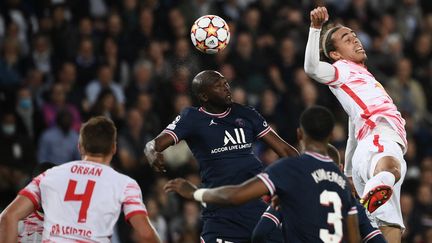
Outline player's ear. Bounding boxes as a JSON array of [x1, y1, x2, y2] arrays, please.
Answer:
[[112, 142, 117, 155], [296, 127, 303, 141], [329, 50, 341, 61], [198, 93, 208, 102]]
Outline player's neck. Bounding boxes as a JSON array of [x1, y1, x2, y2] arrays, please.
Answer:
[[82, 155, 111, 166], [202, 104, 229, 114], [303, 140, 328, 157]]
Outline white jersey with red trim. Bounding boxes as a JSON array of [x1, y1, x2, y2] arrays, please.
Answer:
[[18, 211, 44, 243], [19, 160, 147, 243], [329, 60, 407, 148]]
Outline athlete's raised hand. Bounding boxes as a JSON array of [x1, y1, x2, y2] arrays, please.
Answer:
[[164, 178, 197, 200], [144, 140, 166, 172], [310, 6, 329, 29]]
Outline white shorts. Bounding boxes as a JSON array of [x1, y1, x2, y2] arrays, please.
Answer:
[[351, 134, 407, 229]]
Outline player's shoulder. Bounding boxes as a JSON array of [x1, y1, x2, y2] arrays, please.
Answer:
[[267, 156, 299, 171], [332, 59, 350, 67], [233, 103, 264, 117]]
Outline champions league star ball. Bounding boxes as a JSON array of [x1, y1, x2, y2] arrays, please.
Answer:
[[190, 15, 230, 54]]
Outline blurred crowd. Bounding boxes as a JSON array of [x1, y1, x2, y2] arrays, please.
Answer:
[[0, 0, 431, 242]]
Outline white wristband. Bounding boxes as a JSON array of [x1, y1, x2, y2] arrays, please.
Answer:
[[193, 189, 208, 202]]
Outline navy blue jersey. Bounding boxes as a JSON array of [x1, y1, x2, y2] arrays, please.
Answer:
[[251, 200, 386, 243], [356, 201, 386, 242], [252, 206, 284, 243], [164, 103, 272, 238], [258, 152, 357, 243]]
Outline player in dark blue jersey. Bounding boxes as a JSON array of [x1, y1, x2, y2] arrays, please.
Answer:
[[250, 148, 386, 243], [165, 106, 361, 243], [145, 70, 299, 242], [252, 206, 283, 243]]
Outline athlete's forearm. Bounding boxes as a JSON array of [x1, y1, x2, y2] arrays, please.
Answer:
[[0, 214, 18, 243], [200, 186, 246, 206], [304, 28, 336, 83]]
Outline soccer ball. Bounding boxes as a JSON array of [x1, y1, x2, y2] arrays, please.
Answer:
[[190, 15, 230, 54]]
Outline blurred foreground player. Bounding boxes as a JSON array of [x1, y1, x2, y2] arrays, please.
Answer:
[[0, 116, 160, 243], [145, 70, 298, 242], [165, 106, 361, 243], [304, 6, 407, 242]]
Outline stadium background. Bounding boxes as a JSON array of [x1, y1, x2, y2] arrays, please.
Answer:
[[0, 0, 431, 242]]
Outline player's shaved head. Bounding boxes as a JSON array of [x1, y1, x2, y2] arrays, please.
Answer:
[[300, 106, 335, 141], [191, 70, 225, 97]]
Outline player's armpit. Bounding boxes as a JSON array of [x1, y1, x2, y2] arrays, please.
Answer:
[[0, 195, 36, 243], [129, 213, 161, 243], [261, 130, 299, 157], [346, 214, 361, 243]]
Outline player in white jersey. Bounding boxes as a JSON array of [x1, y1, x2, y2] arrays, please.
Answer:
[[0, 116, 161, 243], [304, 6, 407, 243], [17, 162, 55, 243]]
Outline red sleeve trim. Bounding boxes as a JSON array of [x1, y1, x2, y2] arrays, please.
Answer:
[[324, 66, 339, 85], [19, 189, 40, 210], [125, 210, 148, 222]]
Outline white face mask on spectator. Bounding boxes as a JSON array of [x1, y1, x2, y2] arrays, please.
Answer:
[[2, 124, 16, 135]]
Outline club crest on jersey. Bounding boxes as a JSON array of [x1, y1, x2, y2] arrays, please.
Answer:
[[235, 118, 245, 127]]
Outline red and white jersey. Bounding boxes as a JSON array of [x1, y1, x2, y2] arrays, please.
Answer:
[[18, 211, 44, 243], [327, 60, 407, 148], [19, 160, 147, 243]]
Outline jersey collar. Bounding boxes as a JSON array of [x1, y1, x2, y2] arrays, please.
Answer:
[[304, 151, 333, 162], [199, 107, 231, 118]]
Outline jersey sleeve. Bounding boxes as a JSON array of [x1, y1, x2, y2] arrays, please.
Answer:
[[329, 60, 351, 86], [122, 179, 148, 221], [18, 173, 46, 210], [252, 206, 282, 243], [161, 108, 192, 144], [247, 107, 272, 139], [257, 158, 289, 196], [18, 172, 46, 210]]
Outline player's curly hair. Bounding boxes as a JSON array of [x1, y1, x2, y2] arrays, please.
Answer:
[[320, 23, 342, 63], [300, 106, 335, 141]]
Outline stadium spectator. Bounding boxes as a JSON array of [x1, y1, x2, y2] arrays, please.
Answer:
[[37, 109, 80, 164]]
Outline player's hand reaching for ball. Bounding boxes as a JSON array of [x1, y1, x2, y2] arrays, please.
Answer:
[[310, 6, 329, 29], [164, 178, 197, 200]]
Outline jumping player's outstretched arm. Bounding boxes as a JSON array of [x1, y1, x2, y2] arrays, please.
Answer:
[[164, 177, 269, 206], [261, 130, 299, 157], [304, 7, 337, 83], [0, 195, 35, 243]]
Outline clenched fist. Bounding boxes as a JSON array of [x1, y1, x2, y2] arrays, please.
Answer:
[[310, 6, 329, 29]]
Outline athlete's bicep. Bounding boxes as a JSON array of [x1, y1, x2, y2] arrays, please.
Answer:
[[261, 130, 299, 157], [0, 195, 35, 222]]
